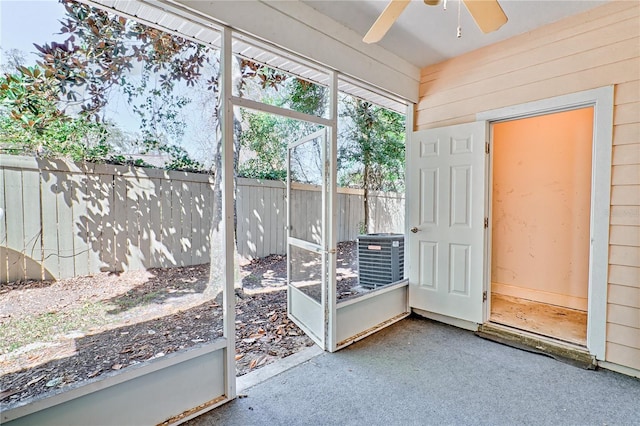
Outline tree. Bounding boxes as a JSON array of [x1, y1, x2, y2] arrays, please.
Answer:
[[237, 77, 327, 181], [339, 97, 405, 233], [0, 65, 112, 160], [0, 0, 299, 298], [238, 111, 289, 180]]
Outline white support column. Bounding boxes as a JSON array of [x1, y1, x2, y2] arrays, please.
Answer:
[[326, 71, 339, 351], [404, 102, 414, 280], [221, 27, 236, 400]]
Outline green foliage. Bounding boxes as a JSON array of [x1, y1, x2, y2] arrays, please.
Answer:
[[35, 0, 212, 117], [0, 0, 212, 171], [237, 77, 329, 181], [0, 65, 64, 131], [0, 99, 112, 162], [339, 98, 405, 192], [158, 144, 205, 172], [238, 110, 289, 180], [285, 78, 327, 116]]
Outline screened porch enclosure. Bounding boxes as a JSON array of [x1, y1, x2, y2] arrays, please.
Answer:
[[0, 1, 415, 424]]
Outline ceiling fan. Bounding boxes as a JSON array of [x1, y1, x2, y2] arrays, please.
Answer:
[[363, 0, 508, 44]]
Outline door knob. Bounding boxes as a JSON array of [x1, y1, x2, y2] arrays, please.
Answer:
[[410, 227, 419, 233]]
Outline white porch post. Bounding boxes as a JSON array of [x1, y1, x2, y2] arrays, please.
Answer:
[[221, 26, 236, 400], [326, 71, 338, 351]]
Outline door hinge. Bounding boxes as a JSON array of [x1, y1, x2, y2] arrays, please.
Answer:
[[483, 291, 488, 302], [484, 217, 489, 228], [485, 142, 490, 154]]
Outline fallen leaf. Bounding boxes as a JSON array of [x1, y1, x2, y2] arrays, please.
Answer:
[[0, 389, 18, 400], [46, 377, 63, 387], [111, 364, 123, 370], [235, 354, 245, 361], [26, 375, 46, 386], [87, 370, 102, 378]]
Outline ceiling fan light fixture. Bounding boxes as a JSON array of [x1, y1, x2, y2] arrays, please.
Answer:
[[462, 0, 508, 33], [362, 0, 508, 44], [363, 0, 411, 44]]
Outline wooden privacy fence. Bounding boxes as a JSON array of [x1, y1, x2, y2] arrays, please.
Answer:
[[0, 155, 213, 283], [236, 179, 405, 256], [0, 155, 404, 283]]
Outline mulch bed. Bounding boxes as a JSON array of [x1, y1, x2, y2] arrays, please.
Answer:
[[0, 242, 363, 410]]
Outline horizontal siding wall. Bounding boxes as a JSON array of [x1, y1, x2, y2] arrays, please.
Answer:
[[416, 2, 639, 371]]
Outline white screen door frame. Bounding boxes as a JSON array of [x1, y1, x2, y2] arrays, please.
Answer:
[[286, 128, 330, 348]]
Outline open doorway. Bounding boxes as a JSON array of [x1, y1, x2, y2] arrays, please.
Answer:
[[489, 107, 594, 346]]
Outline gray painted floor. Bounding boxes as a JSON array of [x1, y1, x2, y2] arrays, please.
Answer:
[[187, 316, 640, 426]]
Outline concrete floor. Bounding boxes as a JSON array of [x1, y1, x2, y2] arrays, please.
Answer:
[[187, 315, 640, 426]]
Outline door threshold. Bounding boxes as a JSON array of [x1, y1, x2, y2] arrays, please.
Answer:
[[477, 322, 596, 369]]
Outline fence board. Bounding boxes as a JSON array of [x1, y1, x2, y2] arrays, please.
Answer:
[[277, 185, 286, 255], [201, 181, 212, 263], [151, 177, 161, 267], [138, 175, 156, 268], [256, 185, 265, 254], [236, 181, 247, 258], [55, 171, 76, 279], [99, 173, 115, 272], [172, 179, 184, 267], [113, 175, 128, 272], [71, 171, 90, 276], [22, 169, 43, 280], [160, 176, 176, 267], [190, 181, 202, 264], [5, 169, 25, 282], [265, 186, 274, 256], [40, 171, 60, 279], [250, 183, 262, 257], [179, 180, 192, 266], [84, 173, 103, 275]]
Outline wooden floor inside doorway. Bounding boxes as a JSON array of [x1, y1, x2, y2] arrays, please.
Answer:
[[490, 294, 587, 346]]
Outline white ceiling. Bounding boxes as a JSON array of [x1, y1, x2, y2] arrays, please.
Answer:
[[302, 0, 607, 69]]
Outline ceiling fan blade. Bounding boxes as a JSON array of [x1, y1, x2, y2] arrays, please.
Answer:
[[463, 0, 508, 34], [363, 0, 410, 44]]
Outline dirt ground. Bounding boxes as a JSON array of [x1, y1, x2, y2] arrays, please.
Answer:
[[0, 242, 362, 409]]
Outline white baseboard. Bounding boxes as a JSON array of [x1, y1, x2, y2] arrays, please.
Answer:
[[492, 282, 588, 311], [598, 361, 640, 379]]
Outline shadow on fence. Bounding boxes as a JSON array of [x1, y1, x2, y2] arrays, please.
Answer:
[[1, 156, 213, 283], [1, 155, 404, 283]]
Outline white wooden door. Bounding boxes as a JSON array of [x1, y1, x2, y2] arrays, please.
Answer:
[[407, 122, 487, 324]]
